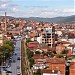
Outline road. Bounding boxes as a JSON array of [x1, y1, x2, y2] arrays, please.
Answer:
[[1, 37, 22, 75], [10, 39, 22, 75]]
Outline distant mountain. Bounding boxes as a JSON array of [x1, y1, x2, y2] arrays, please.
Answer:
[[24, 17, 65, 23], [0, 16, 15, 19], [0, 15, 75, 24], [23, 15, 75, 24], [57, 15, 75, 24]]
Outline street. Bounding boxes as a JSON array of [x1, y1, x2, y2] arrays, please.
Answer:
[[10, 39, 22, 75], [1, 37, 33, 75], [1, 37, 22, 75]]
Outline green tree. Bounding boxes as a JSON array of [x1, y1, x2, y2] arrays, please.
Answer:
[[2, 40, 14, 58], [0, 52, 3, 59], [25, 38, 32, 45], [0, 52, 3, 65], [29, 58, 34, 68], [35, 51, 41, 54], [53, 50, 56, 54], [26, 48, 34, 59], [57, 54, 63, 58], [34, 69, 41, 75], [61, 50, 68, 54], [15, 24, 19, 27]]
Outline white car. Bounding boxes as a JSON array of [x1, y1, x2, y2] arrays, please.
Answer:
[[17, 72, 21, 75]]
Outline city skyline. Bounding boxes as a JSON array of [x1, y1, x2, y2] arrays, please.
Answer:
[[0, 0, 75, 18]]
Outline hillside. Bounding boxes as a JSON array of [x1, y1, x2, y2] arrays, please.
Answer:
[[0, 15, 75, 24], [23, 15, 75, 24], [57, 15, 75, 24]]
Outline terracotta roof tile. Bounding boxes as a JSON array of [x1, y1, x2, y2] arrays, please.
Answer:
[[33, 54, 44, 59], [27, 42, 38, 48], [46, 58, 66, 64], [41, 69, 58, 74], [70, 62, 75, 69]]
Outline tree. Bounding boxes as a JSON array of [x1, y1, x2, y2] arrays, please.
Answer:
[[0, 40, 14, 65], [26, 48, 34, 58], [57, 54, 63, 58], [2, 40, 14, 58], [53, 50, 56, 54], [35, 51, 41, 54], [34, 69, 41, 75], [0, 52, 3, 65], [29, 58, 34, 68], [15, 24, 19, 27], [61, 50, 68, 54], [25, 38, 32, 45]]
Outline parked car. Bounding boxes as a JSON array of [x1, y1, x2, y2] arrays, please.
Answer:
[[17, 66, 20, 69], [3, 67, 7, 71], [17, 57, 20, 60], [6, 71, 12, 73], [13, 60, 16, 63], [7, 63, 11, 68], [17, 72, 21, 75]]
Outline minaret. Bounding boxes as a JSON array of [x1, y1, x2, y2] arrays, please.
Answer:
[[5, 12, 7, 32]]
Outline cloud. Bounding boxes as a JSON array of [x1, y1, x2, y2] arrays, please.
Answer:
[[0, 6, 74, 18], [12, 6, 20, 12], [0, 0, 74, 18], [0, 4, 7, 8], [21, 7, 74, 18], [0, 0, 12, 11], [0, 0, 12, 2], [63, 8, 74, 13], [0, 0, 19, 13], [4, 7, 75, 18]]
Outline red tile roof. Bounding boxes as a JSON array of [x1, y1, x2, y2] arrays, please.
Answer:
[[33, 54, 44, 59], [61, 41, 71, 44], [46, 58, 66, 64], [27, 42, 38, 48], [41, 69, 58, 74], [70, 62, 75, 69], [29, 32, 37, 38]]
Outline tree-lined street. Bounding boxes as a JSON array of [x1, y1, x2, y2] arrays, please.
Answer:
[[1, 37, 22, 75]]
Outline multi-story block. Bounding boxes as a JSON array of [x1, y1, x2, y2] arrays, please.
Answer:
[[41, 26, 55, 47], [46, 58, 66, 75], [70, 62, 75, 75]]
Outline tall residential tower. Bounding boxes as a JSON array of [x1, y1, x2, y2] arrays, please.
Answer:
[[42, 25, 55, 47]]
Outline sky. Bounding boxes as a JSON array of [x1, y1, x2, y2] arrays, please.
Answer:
[[0, 0, 75, 18]]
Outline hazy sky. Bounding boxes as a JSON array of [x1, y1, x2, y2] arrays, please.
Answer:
[[0, 0, 75, 18]]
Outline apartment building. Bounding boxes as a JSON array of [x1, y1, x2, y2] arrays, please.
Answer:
[[41, 26, 55, 47], [46, 58, 66, 75]]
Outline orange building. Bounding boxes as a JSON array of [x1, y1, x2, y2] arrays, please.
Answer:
[[46, 58, 66, 75], [56, 43, 65, 54], [70, 62, 75, 75]]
